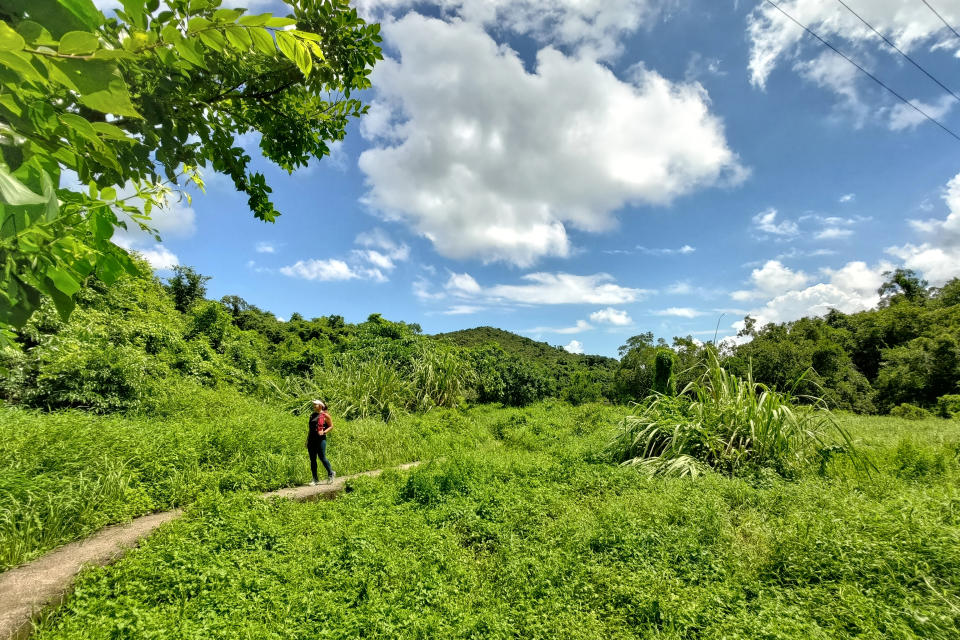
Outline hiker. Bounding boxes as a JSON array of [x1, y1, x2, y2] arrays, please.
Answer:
[[307, 399, 336, 485]]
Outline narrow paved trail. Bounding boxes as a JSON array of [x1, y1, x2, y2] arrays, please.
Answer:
[[0, 461, 422, 640]]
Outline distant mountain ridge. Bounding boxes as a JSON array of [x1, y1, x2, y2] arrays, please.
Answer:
[[432, 326, 617, 367]]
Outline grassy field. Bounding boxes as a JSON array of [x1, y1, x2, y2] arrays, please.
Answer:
[[0, 386, 504, 570], [22, 403, 960, 639]]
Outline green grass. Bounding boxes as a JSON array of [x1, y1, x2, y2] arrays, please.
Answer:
[[28, 405, 960, 640], [0, 385, 501, 570]]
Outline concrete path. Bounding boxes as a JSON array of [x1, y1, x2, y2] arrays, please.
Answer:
[[0, 461, 422, 640]]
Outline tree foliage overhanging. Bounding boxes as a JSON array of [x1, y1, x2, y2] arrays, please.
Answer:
[[0, 0, 381, 341]]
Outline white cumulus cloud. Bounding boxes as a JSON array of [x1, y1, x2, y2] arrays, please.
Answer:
[[359, 13, 746, 266], [887, 171, 960, 285], [527, 319, 594, 335], [731, 260, 812, 301], [563, 339, 585, 354], [590, 307, 633, 325], [280, 259, 360, 282], [133, 245, 179, 271], [654, 307, 706, 318], [437, 271, 651, 307], [752, 207, 798, 237]]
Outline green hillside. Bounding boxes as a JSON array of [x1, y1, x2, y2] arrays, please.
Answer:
[[433, 326, 617, 369]]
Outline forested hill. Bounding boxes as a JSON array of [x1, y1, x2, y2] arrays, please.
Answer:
[[433, 326, 617, 368]]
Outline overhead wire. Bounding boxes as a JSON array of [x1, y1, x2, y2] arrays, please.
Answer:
[[920, 0, 960, 42], [762, 0, 960, 144], [834, 0, 960, 105]]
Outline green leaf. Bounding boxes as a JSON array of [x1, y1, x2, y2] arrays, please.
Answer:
[[59, 112, 100, 144], [52, 59, 141, 117], [47, 266, 81, 296], [46, 280, 76, 321], [58, 30, 99, 55], [213, 8, 244, 23], [160, 24, 182, 45], [120, 0, 145, 29], [249, 27, 275, 55], [100, 186, 117, 201], [16, 21, 57, 47], [238, 14, 270, 27], [187, 17, 212, 33], [198, 29, 226, 52], [0, 22, 26, 51], [57, 0, 102, 30], [275, 30, 296, 63], [265, 17, 296, 28], [96, 253, 123, 284], [174, 37, 204, 68], [290, 29, 321, 42], [224, 26, 251, 51], [91, 121, 131, 140], [0, 163, 47, 205], [0, 50, 45, 83], [89, 207, 115, 242], [294, 41, 312, 77]]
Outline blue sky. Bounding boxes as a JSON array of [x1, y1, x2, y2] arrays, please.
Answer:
[[108, 0, 960, 358]]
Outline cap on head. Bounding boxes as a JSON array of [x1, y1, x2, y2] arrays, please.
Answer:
[[312, 399, 326, 410]]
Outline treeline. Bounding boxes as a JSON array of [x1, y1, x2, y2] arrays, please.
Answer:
[[725, 270, 960, 417], [613, 270, 960, 417], [2, 261, 957, 418], [0, 259, 616, 416]]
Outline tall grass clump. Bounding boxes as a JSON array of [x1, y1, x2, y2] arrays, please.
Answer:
[[275, 343, 473, 421], [607, 351, 860, 477]]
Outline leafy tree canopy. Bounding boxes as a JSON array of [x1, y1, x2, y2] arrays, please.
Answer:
[[0, 0, 382, 342]]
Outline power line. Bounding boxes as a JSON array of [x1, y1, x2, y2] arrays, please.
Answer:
[[920, 0, 960, 42], [762, 0, 960, 144], [835, 0, 960, 105]]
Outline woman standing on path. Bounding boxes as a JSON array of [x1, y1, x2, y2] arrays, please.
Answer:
[[307, 399, 336, 485]]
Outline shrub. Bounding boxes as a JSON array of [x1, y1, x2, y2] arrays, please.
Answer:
[[889, 403, 932, 420], [935, 394, 960, 419], [606, 351, 860, 477]]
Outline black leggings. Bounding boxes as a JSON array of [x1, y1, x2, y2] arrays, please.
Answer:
[[308, 439, 333, 482]]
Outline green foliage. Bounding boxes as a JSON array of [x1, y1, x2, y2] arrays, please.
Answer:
[[0, 0, 382, 338], [936, 394, 960, 419], [889, 403, 933, 421], [437, 326, 617, 404], [165, 265, 210, 313], [728, 280, 960, 414], [652, 348, 676, 396], [607, 352, 860, 477]]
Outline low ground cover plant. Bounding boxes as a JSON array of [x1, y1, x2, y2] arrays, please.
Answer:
[[0, 386, 500, 570], [32, 406, 960, 640]]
